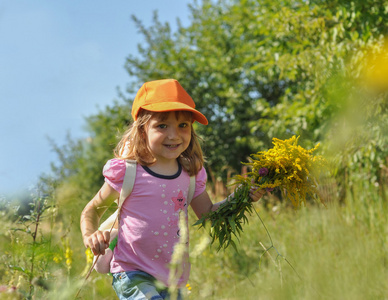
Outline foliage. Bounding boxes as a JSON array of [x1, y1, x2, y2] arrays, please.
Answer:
[[123, 0, 387, 189], [1, 187, 58, 299], [321, 39, 388, 202], [194, 184, 253, 251]]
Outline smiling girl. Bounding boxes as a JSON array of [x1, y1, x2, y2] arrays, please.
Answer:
[[80, 79, 264, 300]]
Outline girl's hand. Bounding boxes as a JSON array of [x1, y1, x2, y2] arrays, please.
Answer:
[[249, 186, 266, 202], [83, 230, 110, 255], [249, 178, 268, 202], [80, 182, 119, 255]]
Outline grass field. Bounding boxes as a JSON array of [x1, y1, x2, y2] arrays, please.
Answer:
[[1, 179, 387, 299], [187, 193, 388, 300]]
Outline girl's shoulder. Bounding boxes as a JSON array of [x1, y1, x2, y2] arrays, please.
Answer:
[[103, 159, 127, 182], [103, 159, 140, 192], [195, 166, 207, 181], [192, 166, 207, 199]]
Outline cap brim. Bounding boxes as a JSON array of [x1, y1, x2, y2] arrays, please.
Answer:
[[141, 102, 208, 125]]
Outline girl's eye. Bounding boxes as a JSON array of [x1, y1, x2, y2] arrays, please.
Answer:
[[157, 124, 167, 129], [179, 123, 189, 128]]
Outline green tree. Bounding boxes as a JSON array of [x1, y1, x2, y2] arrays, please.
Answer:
[[44, 0, 387, 199], [125, 0, 386, 180]]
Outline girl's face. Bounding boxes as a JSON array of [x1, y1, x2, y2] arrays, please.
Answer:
[[145, 111, 192, 165]]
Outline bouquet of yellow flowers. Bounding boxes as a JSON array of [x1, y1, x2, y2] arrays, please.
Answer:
[[194, 136, 325, 251]]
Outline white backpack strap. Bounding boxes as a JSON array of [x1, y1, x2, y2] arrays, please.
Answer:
[[187, 175, 196, 205], [117, 160, 137, 208], [99, 160, 136, 231]]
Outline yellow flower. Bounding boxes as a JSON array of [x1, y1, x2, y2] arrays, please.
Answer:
[[65, 247, 73, 268], [53, 255, 62, 264], [85, 248, 94, 265], [241, 135, 325, 207], [62, 238, 73, 269]]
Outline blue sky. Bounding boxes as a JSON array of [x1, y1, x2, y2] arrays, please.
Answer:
[[0, 0, 191, 196]]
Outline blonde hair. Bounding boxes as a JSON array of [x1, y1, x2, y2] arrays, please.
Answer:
[[114, 109, 205, 176]]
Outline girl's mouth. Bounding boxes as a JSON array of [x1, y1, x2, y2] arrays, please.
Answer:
[[164, 144, 180, 149]]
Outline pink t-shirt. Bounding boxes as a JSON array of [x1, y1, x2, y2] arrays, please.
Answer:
[[103, 159, 207, 287]]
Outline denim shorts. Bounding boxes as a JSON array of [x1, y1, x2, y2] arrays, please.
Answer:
[[112, 270, 182, 300]]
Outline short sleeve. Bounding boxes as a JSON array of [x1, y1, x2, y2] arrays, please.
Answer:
[[193, 167, 207, 199], [103, 159, 126, 193]]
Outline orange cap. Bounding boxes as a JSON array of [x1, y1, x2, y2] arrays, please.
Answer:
[[131, 79, 208, 125]]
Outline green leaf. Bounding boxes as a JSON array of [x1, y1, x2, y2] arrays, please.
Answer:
[[9, 265, 30, 276], [229, 239, 238, 252], [228, 217, 236, 233]]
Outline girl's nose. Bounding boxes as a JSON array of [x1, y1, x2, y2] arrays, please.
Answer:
[[167, 127, 179, 139]]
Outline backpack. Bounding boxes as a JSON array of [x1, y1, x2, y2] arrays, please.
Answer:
[[93, 160, 196, 274]]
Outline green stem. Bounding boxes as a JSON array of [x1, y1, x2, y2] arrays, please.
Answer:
[[29, 198, 42, 298], [253, 206, 302, 281], [253, 206, 273, 246]]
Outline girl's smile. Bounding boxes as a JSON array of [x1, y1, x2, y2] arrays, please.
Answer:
[[146, 111, 192, 167]]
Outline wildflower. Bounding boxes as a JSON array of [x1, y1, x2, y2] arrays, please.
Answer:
[[259, 167, 269, 176], [246, 135, 325, 207], [65, 246, 73, 268], [85, 248, 94, 265], [81, 248, 95, 277], [53, 255, 62, 263]]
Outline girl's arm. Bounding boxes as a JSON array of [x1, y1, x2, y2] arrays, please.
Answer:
[[80, 182, 119, 255], [190, 186, 265, 219]]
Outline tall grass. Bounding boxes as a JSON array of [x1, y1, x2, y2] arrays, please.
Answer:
[[2, 182, 383, 292], [187, 193, 388, 299], [1, 176, 387, 299]]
